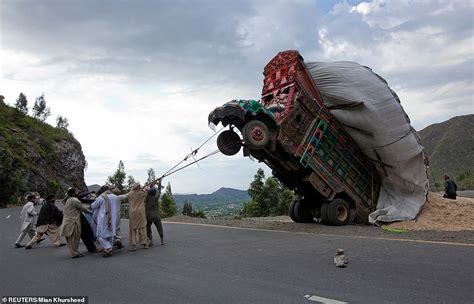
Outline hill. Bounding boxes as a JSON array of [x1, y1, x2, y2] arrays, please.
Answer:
[[419, 114, 474, 190], [87, 184, 101, 192], [0, 100, 87, 206], [174, 187, 250, 207], [173, 187, 250, 216]]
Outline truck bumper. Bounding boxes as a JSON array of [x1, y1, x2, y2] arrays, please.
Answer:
[[208, 104, 246, 130]]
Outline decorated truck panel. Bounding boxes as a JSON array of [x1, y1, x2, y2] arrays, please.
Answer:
[[208, 50, 381, 225]]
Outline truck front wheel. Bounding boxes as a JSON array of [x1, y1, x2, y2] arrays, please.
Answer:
[[217, 130, 242, 156], [242, 120, 270, 150], [327, 198, 351, 226]]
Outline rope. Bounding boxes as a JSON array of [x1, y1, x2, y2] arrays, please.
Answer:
[[145, 126, 229, 187], [162, 149, 221, 177], [161, 126, 224, 177], [161, 138, 243, 178]]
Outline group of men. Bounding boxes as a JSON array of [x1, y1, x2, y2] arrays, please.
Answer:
[[15, 180, 165, 259]]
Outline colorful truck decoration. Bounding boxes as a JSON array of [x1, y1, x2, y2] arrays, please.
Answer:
[[208, 50, 381, 225]]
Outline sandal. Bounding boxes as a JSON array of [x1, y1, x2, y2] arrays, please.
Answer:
[[102, 249, 113, 257]]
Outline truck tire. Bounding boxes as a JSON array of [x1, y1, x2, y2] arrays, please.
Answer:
[[217, 130, 241, 156], [294, 200, 314, 223], [321, 202, 329, 224], [288, 199, 297, 222], [242, 120, 270, 150], [327, 198, 351, 226]]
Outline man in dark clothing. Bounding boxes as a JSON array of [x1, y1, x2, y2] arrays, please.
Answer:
[[443, 175, 457, 199], [26, 195, 65, 249], [78, 191, 100, 253], [145, 180, 164, 246]]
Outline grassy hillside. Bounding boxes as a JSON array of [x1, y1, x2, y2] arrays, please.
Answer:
[[419, 114, 474, 190], [0, 101, 86, 206]]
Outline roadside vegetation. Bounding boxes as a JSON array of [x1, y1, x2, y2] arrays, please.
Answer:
[[240, 168, 293, 217], [0, 93, 72, 207]]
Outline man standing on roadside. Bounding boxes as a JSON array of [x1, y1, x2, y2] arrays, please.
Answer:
[[15, 194, 39, 248], [145, 179, 165, 246], [26, 195, 65, 249], [61, 188, 91, 258], [443, 175, 458, 199]]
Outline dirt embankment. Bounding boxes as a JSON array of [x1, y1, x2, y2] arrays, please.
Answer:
[[387, 192, 474, 231], [164, 192, 474, 244]]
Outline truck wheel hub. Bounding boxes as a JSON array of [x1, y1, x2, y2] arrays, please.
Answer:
[[336, 206, 348, 221], [251, 128, 265, 141]]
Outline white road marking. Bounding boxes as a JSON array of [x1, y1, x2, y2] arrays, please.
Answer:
[[305, 294, 348, 304], [6, 215, 11, 219]]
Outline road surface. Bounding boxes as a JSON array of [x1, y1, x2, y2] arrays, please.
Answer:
[[0, 206, 472, 304]]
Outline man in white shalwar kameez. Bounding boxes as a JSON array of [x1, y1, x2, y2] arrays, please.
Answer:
[[91, 186, 119, 257], [15, 194, 39, 248]]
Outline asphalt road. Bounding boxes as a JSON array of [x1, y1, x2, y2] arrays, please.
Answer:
[[0, 206, 473, 304]]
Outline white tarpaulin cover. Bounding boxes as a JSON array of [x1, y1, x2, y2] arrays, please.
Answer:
[[306, 62, 429, 223]]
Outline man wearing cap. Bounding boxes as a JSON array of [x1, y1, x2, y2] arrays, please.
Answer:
[[128, 183, 149, 251], [25, 195, 65, 249], [61, 188, 91, 258], [15, 194, 39, 248]]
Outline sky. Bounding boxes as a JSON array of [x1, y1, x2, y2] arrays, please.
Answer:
[[1, 0, 473, 194]]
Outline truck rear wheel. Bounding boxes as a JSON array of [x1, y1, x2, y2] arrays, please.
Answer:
[[294, 200, 314, 223], [242, 120, 270, 149], [327, 198, 351, 226], [217, 130, 241, 156], [320, 202, 329, 224]]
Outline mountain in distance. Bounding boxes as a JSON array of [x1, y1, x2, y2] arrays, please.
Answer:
[[87, 184, 101, 192], [418, 114, 474, 190], [173, 187, 250, 209]]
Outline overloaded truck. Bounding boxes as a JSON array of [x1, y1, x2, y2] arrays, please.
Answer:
[[208, 50, 381, 225]]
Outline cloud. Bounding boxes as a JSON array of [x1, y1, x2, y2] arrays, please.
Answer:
[[1, 0, 472, 193], [313, 0, 473, 130]]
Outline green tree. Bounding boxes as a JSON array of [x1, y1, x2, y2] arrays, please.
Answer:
[[0, 95, 5, 104], [192, 210, 206, 218], [161, 182, 177, 218], [248, 168, 265, 198], [15, 93, 28, 115], [161, 193, 177, 218], [182, 200, 193, 216], [56, 115, 69, 129], [107, 160, 126, 191], [32, 93, 51, 122], [126, 175, 136, 191], [278, 186, 293, 215], [147, 168, 156, 184], [241, 168, 293, 217]]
